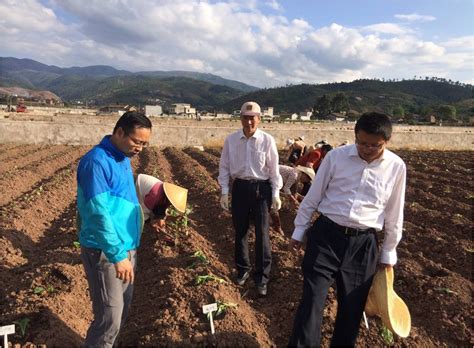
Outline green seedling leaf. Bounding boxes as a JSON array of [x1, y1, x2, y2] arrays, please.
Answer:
[[380, 324, 394, 345], [13, 318, 30, 338], [187, 250, 210, 269], [33, 286, 45, 295], [73, 241, 81, 249], [215, 300, 238, 317], [195, 274, 227, 286], [435, 287, 458, 295], [47, 285, 55, 293]]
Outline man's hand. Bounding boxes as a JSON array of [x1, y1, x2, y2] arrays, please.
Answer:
[[114, 258, 134, 284], [220, 194, 229, 211], [289, 238, 302, 253], [271, 196, 282, 211]]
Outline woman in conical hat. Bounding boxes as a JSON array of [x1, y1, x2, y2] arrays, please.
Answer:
[[135, 174, 188, 230]]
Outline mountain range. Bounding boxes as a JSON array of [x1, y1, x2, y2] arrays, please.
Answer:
[[0, 57, 472, 121]]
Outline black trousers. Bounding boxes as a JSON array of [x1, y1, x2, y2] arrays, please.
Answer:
[[288, 216, 378, 347], [231, 178, 272, 285]]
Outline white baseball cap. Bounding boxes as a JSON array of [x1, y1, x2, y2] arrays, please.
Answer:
[[240, 101, 261, 116]]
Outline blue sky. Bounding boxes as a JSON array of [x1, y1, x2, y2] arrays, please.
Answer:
[[1, 0, 473, 87]]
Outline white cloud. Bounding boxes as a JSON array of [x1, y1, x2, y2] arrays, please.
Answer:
[[1, 0, 472, 87], [362, 23, 412, 35], [394, 13, 436, 22], [265, 0, 282, 11]]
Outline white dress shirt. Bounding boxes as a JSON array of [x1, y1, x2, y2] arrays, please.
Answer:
[[279, 165, 298, 195], [292, 144, 406, 265], [218, 128, 283, 197]]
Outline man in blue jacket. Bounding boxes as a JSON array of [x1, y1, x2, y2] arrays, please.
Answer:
[[77, 111, 152, 347]]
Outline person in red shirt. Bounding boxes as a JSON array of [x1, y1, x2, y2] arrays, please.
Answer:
[[295, 144, 333, 171]]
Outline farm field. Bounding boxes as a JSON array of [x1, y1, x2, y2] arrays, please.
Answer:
[[0, 144, 472, 347]]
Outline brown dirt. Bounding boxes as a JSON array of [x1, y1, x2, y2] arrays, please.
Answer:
[[0, 146, 472, 347]]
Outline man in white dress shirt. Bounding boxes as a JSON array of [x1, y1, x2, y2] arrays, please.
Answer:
[[288, 112, 406, 347], [218, 101, 283, 296]]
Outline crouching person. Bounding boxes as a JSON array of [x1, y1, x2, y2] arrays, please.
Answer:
[[135, 173, 188, 232]]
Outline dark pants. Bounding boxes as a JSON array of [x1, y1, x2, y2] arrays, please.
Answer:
[[81, 247, 137, 348], [288, 216, 378, 347], [231, 178, 272, 285]]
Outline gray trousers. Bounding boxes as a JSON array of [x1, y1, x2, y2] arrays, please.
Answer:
[[81, 247, 137, 348]]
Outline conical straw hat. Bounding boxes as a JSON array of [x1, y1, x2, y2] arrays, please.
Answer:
[[365, 267, 411, 337], [163, 182, 188, 214], [295, 165, 315, 181]]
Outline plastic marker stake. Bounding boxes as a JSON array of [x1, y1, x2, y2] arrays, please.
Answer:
[[0, 324, 15, 348], [363, 311, 369, 329], [202, 303, 218, 335]]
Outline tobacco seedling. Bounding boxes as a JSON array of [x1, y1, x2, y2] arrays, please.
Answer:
[[187, 250, 210, 269], [33, 285, 55, 295], [435, 287, 458, 295], [166, 206, 193, 238], [73, 241, 81, 249], [13, 318, 30, 338], [195, 274, 227, 286], [380, 324, 394, 345], [33, 286, 45, 295], [210, 300, 238, 319]]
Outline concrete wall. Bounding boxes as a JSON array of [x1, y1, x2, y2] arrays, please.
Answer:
[[0, 118, 472, 150]]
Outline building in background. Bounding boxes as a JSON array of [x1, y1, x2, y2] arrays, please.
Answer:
[[145, 105, 163, 117]]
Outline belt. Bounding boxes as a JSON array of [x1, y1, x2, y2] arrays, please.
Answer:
[[319, 214, 375, 237], [234, 177, 269, 184]]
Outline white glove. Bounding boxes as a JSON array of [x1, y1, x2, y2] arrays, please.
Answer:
[[271, 196, 282, 211], [220, 194, 229, 211]]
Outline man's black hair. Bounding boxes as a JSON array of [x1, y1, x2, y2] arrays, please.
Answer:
[[321, 144, 333, 152], [355, 112, 392, 140], [113, 111, 152, 135]]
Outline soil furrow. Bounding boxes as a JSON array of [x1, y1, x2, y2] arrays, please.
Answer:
[[0, 146, 88, 207], [0, 145, 66, 174], [183, 147, 220, 180], [0, 144, 40, 162], [0, 151, 91, 345]]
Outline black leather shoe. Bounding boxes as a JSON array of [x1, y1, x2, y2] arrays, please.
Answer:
[[257, 284, 267, 296], [236, 271, 250, 286]]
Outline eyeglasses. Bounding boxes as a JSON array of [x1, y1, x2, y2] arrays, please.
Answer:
[[127, 134, 149, 148], [355, 138, 385, 150]]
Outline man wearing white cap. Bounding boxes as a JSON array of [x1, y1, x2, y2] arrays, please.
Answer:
[[218, 101, 283, 296]]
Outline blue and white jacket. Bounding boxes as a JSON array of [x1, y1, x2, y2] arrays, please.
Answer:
[[77, 135, 143, 263]]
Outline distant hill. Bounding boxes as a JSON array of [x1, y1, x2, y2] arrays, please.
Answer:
[[0, 57, 258, 93], [39, 74, 243, 110], [0, 86, 60, 101], [221, 79, 473, 120]]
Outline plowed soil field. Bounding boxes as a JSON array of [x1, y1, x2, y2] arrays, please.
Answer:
[[0, 145, 472, 347]]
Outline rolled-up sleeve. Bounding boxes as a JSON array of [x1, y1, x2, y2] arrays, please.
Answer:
[[218, 137, 231, 195], [380, 162, 406, 265], [268, 138, 283, 197]]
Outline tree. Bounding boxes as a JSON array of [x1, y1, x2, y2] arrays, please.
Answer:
[[392, 105, 405, 118], [313, 94, 332, 117], [331, 92, 349, 113], [437, 105, 457, 121]]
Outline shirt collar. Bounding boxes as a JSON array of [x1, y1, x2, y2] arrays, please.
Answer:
[[349, 143, 387, 163], [99, 135, 126, 161], [239, 128, 261, 139]]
